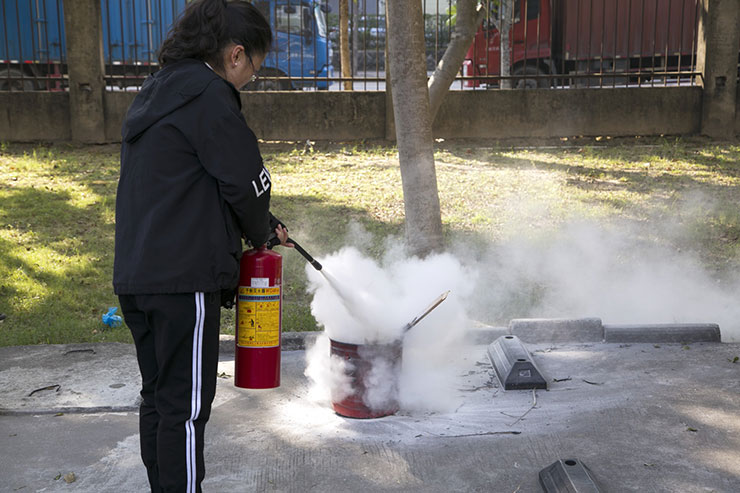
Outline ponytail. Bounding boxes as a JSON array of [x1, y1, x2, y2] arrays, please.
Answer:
[[158, 0, 272, 70]]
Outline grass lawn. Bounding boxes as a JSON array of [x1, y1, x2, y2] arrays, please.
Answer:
[[1, 137, 738, 346]]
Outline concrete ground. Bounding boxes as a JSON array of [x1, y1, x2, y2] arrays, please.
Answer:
[[1, 325, 739, 493]]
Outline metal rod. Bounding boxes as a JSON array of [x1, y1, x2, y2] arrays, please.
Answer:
[[402, 291, 450, 334]]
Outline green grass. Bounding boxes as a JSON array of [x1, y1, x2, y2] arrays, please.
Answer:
[[1, 137, 739, 346]]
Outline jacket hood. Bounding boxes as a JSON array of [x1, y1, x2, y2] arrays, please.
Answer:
[[122, 59, 239, 142]]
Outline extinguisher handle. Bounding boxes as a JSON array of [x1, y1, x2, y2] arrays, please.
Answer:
[[265, 233, 282, 249], [265, 213, 287, 249]]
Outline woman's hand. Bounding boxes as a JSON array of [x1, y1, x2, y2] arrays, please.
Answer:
[[274, 224, 294, 248]]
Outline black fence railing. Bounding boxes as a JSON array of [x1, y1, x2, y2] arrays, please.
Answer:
[[0, 0, 67, 91], [101, 0, 184, 90], [0, 0, 721, 92]]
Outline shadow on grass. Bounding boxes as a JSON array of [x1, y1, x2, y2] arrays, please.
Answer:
[[0, 181, 414, 343], [0, 185, 124, 346]]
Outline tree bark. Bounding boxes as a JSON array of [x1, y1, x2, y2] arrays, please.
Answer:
[[339, 0, 352, 90], [386, 0, 443, 256], [428, 0, 486, 120]]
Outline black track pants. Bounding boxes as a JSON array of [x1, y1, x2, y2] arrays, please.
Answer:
[[119, 292, 221, 493]]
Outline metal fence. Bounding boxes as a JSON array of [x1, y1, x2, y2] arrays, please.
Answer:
[[102, 0, 186, 90], [1, 0, 708, 92], [1, 0, 67, 91]]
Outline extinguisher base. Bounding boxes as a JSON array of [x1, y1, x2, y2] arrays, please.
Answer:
[[234, 345, 281, 389]]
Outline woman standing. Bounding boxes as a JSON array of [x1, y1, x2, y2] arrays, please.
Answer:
[[113, 1, 287, 491]]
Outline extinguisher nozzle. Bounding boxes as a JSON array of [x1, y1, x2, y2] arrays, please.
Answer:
[[288, 238, 323, 271]]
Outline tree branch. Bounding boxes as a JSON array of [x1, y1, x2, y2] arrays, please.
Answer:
[[428, 1, 487, 121]]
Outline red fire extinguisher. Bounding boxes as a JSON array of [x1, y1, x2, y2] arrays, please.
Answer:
[[235, 246, 282, 389]]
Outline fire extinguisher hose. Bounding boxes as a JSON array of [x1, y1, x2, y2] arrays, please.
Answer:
[[288, 238, 323, 271]]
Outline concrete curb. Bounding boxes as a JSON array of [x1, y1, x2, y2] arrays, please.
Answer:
[[510, 318, 604, 343], [603, 323, 721, 343], [219, 332, 321, 354], [507, 318, 721, 344], [220, 327, 512, 353], [219, 319, 722, 353]]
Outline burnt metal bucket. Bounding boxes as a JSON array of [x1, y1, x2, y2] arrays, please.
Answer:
[[327, 290, 449, 419], [329, 338, 402, 419]]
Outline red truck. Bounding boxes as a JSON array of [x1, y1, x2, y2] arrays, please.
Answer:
[[463, 0, 699, 88]]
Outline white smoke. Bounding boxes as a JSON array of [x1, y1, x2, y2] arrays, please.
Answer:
[[303, 210, 740, 417], [463, 219, 740, 342], [303, 334, 353, 405], [304, 246, 475, 414]]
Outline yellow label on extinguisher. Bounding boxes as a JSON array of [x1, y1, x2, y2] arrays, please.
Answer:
[[237, 287, 281, 348]]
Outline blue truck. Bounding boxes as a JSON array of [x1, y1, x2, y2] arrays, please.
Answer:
[[252, 0, 333, 90], [0, 0, 332, 91]]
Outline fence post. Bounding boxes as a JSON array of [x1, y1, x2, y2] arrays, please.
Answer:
[[384, 1, 395, 141], [696, 0, 739, 139], [63, 0, 107, 143]]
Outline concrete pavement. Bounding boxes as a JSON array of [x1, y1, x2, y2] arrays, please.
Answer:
[[1, 321, 739, 492]]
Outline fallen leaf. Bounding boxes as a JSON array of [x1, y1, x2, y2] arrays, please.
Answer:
[[687, 427, 698, 432]]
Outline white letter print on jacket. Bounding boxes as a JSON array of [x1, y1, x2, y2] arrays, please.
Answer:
[[252, 167, 271, 197]]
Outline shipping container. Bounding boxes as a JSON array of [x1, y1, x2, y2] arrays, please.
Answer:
[[1, 0, 333, 91]]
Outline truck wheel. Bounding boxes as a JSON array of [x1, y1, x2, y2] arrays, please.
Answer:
[[513, 66, 549, 89], [0, 69, 35, 91]]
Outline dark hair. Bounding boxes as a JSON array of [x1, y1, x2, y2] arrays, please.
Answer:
[[158, 0, 272, 70]]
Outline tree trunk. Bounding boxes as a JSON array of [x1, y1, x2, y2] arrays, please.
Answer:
[[428, 0, 485, 120], [386, 0, 443, 257], [339, 0, 352, 90]]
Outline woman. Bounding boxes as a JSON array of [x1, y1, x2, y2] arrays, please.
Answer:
[[113, 1, 288, 491]]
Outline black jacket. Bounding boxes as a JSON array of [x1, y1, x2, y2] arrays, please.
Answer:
[[113, 59, 271, 295]]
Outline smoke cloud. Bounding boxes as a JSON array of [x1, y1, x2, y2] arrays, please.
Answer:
[[304, 211, 740, 415], [464, 219, 740, 343], [304, 246, 475, 413]]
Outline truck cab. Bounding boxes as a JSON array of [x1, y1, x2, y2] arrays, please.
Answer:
[[463, 0, 552, 89], [251, 0, 333, 90]]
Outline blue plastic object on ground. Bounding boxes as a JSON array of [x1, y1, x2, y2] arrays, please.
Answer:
[[102, 307, 123, 328]]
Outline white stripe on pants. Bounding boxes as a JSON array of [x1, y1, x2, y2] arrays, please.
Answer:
[[186, 292, 204, 493]]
